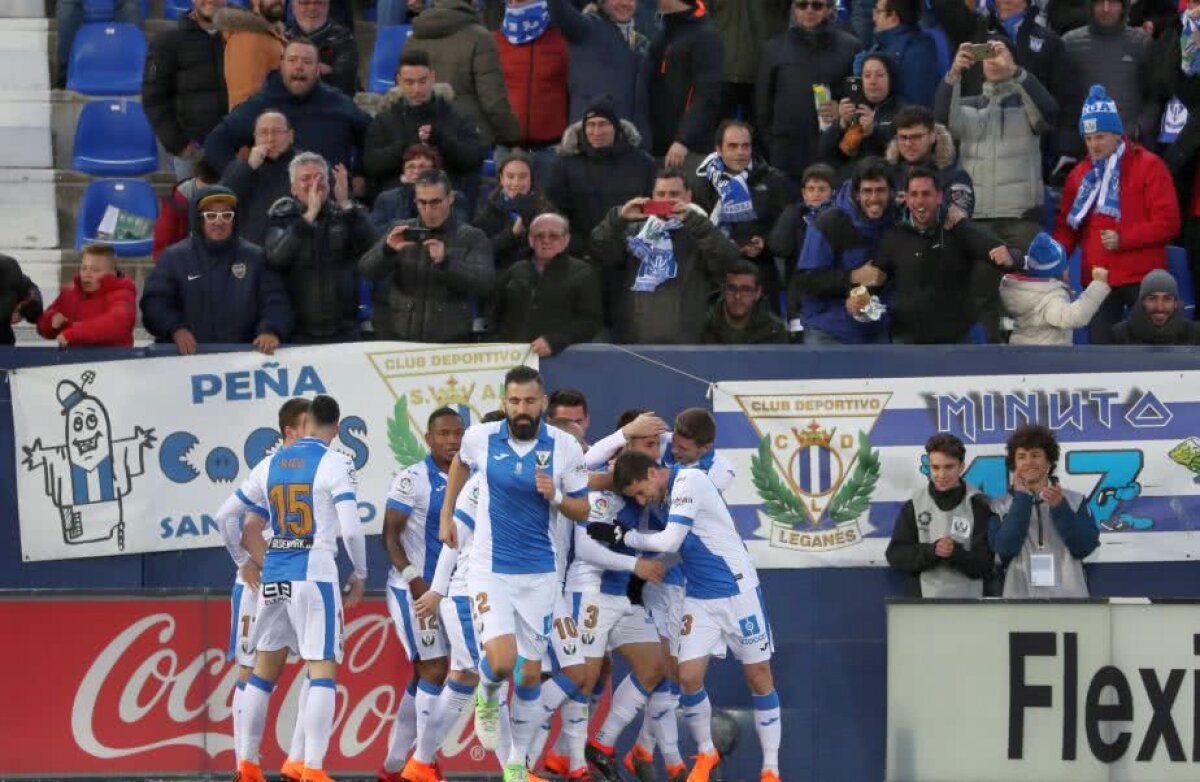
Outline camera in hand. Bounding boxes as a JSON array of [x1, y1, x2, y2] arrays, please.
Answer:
[[642, 200, 676, 218], [968, 43, 996, 60], [845, 76, 864, 105], [403, 226, 432, 242]]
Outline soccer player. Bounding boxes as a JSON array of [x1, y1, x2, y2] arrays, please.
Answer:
[[439, 366, 590, 782], [378, 407, 464, 781], [594, 451, 781, 782], [546, 389, 591, 439], [215, 397, 310, 780], [229, 395, 368, 782], [661, 408, 737, 491]]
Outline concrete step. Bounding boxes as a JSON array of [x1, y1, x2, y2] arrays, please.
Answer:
[[0, 97, 53, 168], [0, 0, 47, 19], [0, 22, 50, 92], [0, 169, 59, 249]]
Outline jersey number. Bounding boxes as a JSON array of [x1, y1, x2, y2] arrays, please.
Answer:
[[269, 483, 314, 537], [475, 592, 490, 615], [554, 617, 579, 640], [583, 604, 600, 630], [681, 614, 694, 636]]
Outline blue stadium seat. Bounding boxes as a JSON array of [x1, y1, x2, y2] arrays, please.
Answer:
[[369, 24, 413, 94], [72, 100, 159, 176], [1167, 245, 1195, 316], [83, 0, 149, 21], [75, 179, 158, 257], [165, 0, 244, 18], [66, 23, 146, 96]]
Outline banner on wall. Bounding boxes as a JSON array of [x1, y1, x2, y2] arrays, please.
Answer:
[[11, 343, 534, 562], [713, 372, 1200, 569]]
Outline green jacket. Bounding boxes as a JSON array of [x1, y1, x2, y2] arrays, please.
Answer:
[[710, 0, 792, 83], [701, 300, 789, 344]]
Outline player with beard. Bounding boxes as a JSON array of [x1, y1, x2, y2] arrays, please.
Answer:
[[439, 367, 590, 782]]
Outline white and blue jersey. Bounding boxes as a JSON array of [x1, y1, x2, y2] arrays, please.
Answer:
[[458, 419, 588, 576], [385, 454, 448, 586], [566, 491, 643, 597], [448, 472, 481, 598], [255, 437, 359, 584]]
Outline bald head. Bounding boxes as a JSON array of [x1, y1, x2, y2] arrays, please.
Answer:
[[529, 212, 570, 263]]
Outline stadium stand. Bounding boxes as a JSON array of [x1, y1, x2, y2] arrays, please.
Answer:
[[65, 22, 145, 95], [71, 99, 158, 176]]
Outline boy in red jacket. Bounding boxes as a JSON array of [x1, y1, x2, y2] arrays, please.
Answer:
[[1053, 84, 1180, 344], [38, 243, 137, 348]]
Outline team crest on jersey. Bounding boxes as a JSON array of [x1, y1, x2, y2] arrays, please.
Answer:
[[737, 391, 889, 553], [535, 450, 551, 469], [231, 262, 247, 280]]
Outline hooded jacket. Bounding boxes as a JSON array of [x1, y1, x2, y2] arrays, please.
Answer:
[[1053, 140, 1180, 288], [141, 185, 293, 344], [203, 70, 370, 174], [363, 83, 487, 191], [546, 118, 657, 256], [547, 0, 653, 148], [493, 23, 569, 146], [756, 20, 861, 180], [817, 54, 902, 173], [794, 180, 892, 343], [286, 17, 360, 96], [868, 24, 940, 108], [38, 271, 137, 348], [885, 123, 976, 216], [215, 6, 286, 108], [142, 12, 228, 156], [648, 3, 725, 156], [1112, 302, 1200, 344], [1000, 274, 1111, 345], [406, 0, 522, 147], [219, 146, 295, 247], [590, 204, 740, 344], [264, 192, 376, 343]]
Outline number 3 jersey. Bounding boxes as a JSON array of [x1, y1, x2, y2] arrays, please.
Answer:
[[251, 436, 359, 583]]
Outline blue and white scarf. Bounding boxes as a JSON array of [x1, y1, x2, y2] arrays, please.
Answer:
[[696, 152, 756, 226], [1067, 140, 1124, 229], [502, 0, 550, 45], [628, 216, 682, 292], [1182, 11, 1200, 76]]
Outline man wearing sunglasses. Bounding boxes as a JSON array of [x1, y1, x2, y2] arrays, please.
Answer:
[[141, 186, 293, 356]]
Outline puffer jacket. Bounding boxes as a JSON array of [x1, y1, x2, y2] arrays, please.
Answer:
[[937, 70, 1057, 220], [215, 6, 286, 108], [141, 12, 228, 155], [493, 24, 569, 146], [885, 123, 975, 216], [358, 216, 495, 342], [648, 4, 725, 156], [406, 0, 521, 147], [999, 274, 1110, 345], [37, 271, 137, 347], [364, 83, 487, 190]]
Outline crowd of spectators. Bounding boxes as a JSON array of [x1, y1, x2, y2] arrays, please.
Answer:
[[16, 0, 1200, 351]]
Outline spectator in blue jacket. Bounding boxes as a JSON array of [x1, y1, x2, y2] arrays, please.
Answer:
[[203, 38, 370, 178], [140, 186, 293, 354], [793, 157, 894, 344], [863, 0, 940, 107]]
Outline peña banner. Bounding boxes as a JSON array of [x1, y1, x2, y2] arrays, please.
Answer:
[[713, 372, 1200, 568], [10, 343, 534, 562]]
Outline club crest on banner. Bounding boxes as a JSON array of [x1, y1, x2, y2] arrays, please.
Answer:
[[737, 392, 889, 552]]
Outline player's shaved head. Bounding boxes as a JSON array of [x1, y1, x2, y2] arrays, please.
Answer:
[[427, 405, 463, 431], [309, 395, 340, 427], [278, 397, 311, 434]]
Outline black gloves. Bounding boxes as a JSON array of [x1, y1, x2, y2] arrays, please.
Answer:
[[627, 575, 646, 606], [586, 522, 624, 546]]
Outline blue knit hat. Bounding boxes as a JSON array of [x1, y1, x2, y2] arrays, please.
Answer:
[[1024, 232, 1067, 279], [1079, 84, 1124, 136]]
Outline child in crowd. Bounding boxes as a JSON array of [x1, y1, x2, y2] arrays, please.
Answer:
[[1000, 232, 1110, 345]]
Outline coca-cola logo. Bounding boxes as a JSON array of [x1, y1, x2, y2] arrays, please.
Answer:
[[68, 608, 483, 764]]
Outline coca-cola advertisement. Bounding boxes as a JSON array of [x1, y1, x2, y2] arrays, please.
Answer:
[[0, 593, 499, 776]]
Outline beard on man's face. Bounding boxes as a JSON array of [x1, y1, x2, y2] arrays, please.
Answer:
[[508, 413, 539, 440]]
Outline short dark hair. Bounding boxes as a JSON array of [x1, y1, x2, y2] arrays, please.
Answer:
[[1005, 424, 1059, 474], [852, 156, 891, 193], [880, 0, 919, 26], [192, 156, 221, 185], [504, 365, 543, 390], [726, 259, 761, 283], [894, 104, 936, 132], [925, 433, 965, 464], [547, 388, 588, 417], [612, 450, 659, 493], [427, 405, 463, 431], [481, 410, 507, 423], [801, 162, 837, 190], [413, 168, 452, 195], [403, 143, 443, 169], [674, 408, 716, 446], [398, 48, 432, 70], [278, 397, 311, 435], [309, 394, 340, 427], [715, 119, 754, 148], [655, 167, 689, 188], [905, 165, 941, 191], [616, 408, 651, 429]]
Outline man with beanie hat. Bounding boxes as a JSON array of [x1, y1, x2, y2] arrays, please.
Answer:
[[1053, 84, 1180, 343], [1112, 269, 1200, 343], [1000, 231, 1111, 344], [141, 186, 293, 354]]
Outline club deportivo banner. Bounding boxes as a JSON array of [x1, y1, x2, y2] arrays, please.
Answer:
[[11, 342, 534, 562], [713, 372, 1200, 569]]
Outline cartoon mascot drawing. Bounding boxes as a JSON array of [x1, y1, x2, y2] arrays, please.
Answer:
[[21, 371, 156, 551]]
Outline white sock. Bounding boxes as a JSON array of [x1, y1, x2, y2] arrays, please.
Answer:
[[655, 683, 683, 767], [561, 690, 590, 771], [595, 674, 650, 747], [680, 687, 715, 754], [508, 682, 543, 766], [415, 678, 473, 763], [384, 680, 419, 772], [495, 688, 512, 768], [527, 673, 572, 766], [239, 674, 274, 764], [526, 714, 553, 770], [754, 690, 782, 772], [634, 682, 658, 753], [286, 676, 311, 762], [232, 680, 245, 765], [303, 678, 337, 771], [480, 656, 504, 704], [415, 678, 443, 753]]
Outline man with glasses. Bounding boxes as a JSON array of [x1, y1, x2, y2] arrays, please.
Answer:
[[359, 169, 495, 341], [220, 110, 296, 246], [141, 186, 293, 355], [701, 261, 789, 344], [287, 0, 360, 96], [265, 151, 375, 344], [888, 105, 975, 219], [491, 213, 603, 356], [756, 0, 859, 186]]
